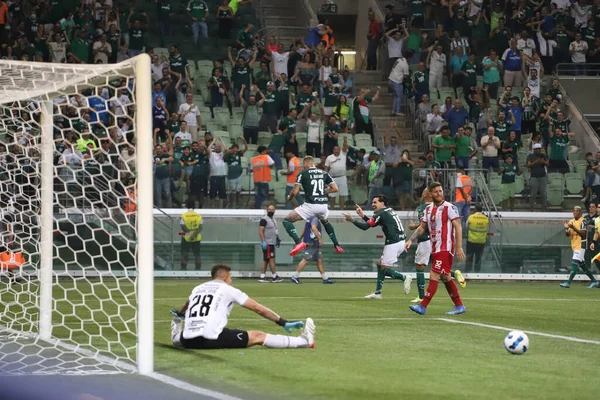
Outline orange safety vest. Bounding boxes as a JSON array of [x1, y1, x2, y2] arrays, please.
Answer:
[[1, 252, 25, 270], [125, 189, 137, 214], [455, 174, 473, 202], [287, 156, 301, 185], [251, 154, 272, 183]]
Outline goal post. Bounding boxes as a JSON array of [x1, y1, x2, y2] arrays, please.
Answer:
[[0, 55, 154, 375]]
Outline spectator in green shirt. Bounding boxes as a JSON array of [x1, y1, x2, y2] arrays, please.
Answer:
[[128, 19, 146, 56], [432, 126, 455, 168], [187, 0, 209, 46], [499, 154, 521, 211], [548, 128, 573, 174], [454, 126, 474, 170], [69, 29, 90, 63]]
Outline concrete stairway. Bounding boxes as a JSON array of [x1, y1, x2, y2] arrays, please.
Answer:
[[258, 0, 313, 44], [351, 71, 421, 154]]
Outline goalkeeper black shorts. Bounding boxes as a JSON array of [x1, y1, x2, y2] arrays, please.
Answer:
[[181, 328, 249, 349]]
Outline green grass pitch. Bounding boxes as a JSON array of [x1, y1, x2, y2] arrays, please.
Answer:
[[152, 280, 600, 400]]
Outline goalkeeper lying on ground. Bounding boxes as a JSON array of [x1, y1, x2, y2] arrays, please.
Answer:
[[170, 264, 315, 349]]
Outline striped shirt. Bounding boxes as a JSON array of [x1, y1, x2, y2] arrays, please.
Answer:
[[422, 201, 460, 255], [450, 37, 469, 52]]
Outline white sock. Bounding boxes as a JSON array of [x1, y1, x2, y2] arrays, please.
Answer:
[[260, 274, 266, 279], [321, 273, 328, 280], [263, 334, 309, 348], [292, 271, 299, 278]]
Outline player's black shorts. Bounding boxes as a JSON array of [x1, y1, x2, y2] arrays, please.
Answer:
[[180, 328, 249, 349], [189, 175, 208, 196], [263, 244, 275, 261]]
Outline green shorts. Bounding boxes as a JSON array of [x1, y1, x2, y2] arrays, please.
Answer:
[[501, 182, 516, 200]]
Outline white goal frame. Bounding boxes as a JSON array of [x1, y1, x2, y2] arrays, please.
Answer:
[[2, 55, 154, 375]]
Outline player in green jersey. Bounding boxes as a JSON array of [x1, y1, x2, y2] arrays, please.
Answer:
[[343, 196, 412, 299], [285, 156, 344, 256]]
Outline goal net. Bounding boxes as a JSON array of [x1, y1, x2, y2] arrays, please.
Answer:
[[0, 57, 154, 375]]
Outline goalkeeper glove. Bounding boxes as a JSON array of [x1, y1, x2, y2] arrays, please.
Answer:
[[170, 309, 185, 319], [276, 317, 304, 333], [276, 239, 281, 248], [261, 241, 267, 250]]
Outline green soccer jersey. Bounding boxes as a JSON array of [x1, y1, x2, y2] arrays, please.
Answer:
[[268, 133, 289, 153], [493, 121, 509, 141], [554, 28, 571, 51], [371, 207, 406, 245], [180, 154, 193, 167], [551, 117, 571, 134], [170, 54, 188, 77], [461, 61, 477, 87], [255, 71, 269, 92], [188, 0, 208, 20], [503, 140, 520, 163], [412, 71, 428, 92], [454, 135, 471, 158], [547, 88, 561, 101], [323, 86, 339, 107], [70, 37, 90, 63], [225, 152, 243, 179], [192, 151, 210, 176], [410, 0, 424, 17], [232, 65, 251, 88], [167, 120, 181, 135], [173, 147, 184, 171], [262, 92, 277, 115], [416, 203, 431, 243], [280, 116, 296, 134], [433, 136, 453, 162], [129, 28, 145, 51], [549, 135, 569, 161], [501, 163, 517, 184], [154, 154, 171, 178], [295, 92, 314, 113], [276, 81, 290, 103], [296, 167, 334, 204]]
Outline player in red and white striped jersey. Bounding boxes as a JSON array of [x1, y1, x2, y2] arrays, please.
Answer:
[[405, 182, 466, 315]]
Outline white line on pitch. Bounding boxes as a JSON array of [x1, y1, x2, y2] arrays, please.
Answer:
[[149, 372, 246, 400], [435, 318, 600, 345]]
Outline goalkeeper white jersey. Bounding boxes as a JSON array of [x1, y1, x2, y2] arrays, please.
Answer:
[[182, 280, 249, 340]]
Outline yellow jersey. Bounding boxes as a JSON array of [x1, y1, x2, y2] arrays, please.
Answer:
[[467, 212, 489, 244], [180, 210, 203, 242], [568, 217, 585, 251]]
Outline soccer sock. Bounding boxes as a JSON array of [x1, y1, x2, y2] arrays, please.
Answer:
[[450, 270, 455, 278], [263, 334, 309, 348], [321, 273, 328, 280], [283, 218, 301, 244], [416, 269, 426, 299], [260, 274, 266, 279], [292, 271, 299, 278], [444, 280, 464, 307], [375, 266, 385, 294], [384, 268, 405, 280], [322, 221, 340, 247], [580, 262, 597, 282], [567, 261, 579, 284], [420, 280, 439, 308]]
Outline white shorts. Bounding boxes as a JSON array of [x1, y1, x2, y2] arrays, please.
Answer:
[[381, 241, 406, 267], [329, 176, 348, 197], [295, 202, 329, 221], [572, 249, 585, 262], [228, 177, 242, 192], [415, 240, 432, 266]]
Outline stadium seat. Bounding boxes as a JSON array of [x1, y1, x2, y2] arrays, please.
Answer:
[[233, 109, 245, 121], [212, 130, 231, 143], [565, 173, 583, 195], [188, 63, 197, 77], [205, 122, 222, 133], [296, 132, 307, 154], [154, 47, 169, 58], [547, 186, 564, 207], [515, 175, 524, 194], [488, 174, 502, 188], [575, 162, 587, 179], [547, 173, 565, 188], [197, 60, 214, 70], [274, 187, 287, 204], [567, 160, 574, 172], [258, 131, 272, 147], [241, 174, 254, 191], [349, 184, 368, 205], [490, 187, 503, 205], [214, 109, 231, 127], [228, 124, 243, 141]]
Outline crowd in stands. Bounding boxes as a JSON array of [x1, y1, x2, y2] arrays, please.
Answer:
[[0, 0, 598, 214]]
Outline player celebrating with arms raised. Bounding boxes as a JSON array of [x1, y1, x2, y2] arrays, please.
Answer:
[[284, 156, 344, 256], [343, 196, 412, 299], [170, 264, 315, 350], [406, 182, 466, 315]]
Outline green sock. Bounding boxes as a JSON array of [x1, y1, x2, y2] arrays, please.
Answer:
[[580, 262, 597, 282], [416, 269, 425, 299], [384, 268, 405, 280], [450, 270, 455, 278], [322, 221, 340, 247], [567, 261, 579, 284], [375, 266, 384, 293], [283, 218, 301, 244]]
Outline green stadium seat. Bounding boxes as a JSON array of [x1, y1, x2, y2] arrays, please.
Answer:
[[197, 60, 214, 70], [214, 109, 231, 127], [274, 187, 286, 204], [241, 174, 254, 191], [212, 130, 231, 143], [575, 162, 588, 179], [154, 47, 169, 58], [547, 172, 565, 188], [296, 132, 307, 154], [515, 175, 524, 194], [490, 187, 503, 205], [488, 174, 502, 189], [228, 124, 243, 141], [547, 186, 564, 207], [565, 173, 583, 195], [258, 131, 272, 147], [205, 122, 222, 132]]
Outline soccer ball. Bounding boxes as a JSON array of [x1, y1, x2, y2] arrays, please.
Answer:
[[504, 330, 529, 355]]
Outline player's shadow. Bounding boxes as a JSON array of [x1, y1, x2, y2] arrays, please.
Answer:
[[154, 343, 226, 362]]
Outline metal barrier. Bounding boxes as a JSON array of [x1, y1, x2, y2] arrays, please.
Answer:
[[555, 63, 600, 77]]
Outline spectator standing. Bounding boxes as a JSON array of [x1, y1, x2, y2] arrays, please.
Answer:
[[267, 124, 291, 171], [353, 87, 380, 145], [500, 154, 520, 211], [449, 46, 468, 97], [383, 121, 402, 187], [480, 126, 501, 171], [207, 138, 228, 208], [548, 128, 571, 174], [69, 29, 91, 63], [432, 126, 455, 169], [169, 45, 190, 82], [445, 98, 469, 136], [426, 44, 446, 97], [385, 25, 409, 78], [454, 126, 474, 170], [188, 0, 209, 47], [229, 48, 256, 106], [502, 39, 523, 87], [502, 130, 520, 165], [324, 138, 349, 210], [490, 17, 511, 56], [570, 32, 589, 75], [388, 55, 409, 116], [258, 204, 283, 283], [224, 139, 247, 209], [258, 83, 278, 133], [322, 115, 340, 157], [366, 11, 382, 70], [465, 204, 489, 273], [367, 150, 385, 205], [179, 200, 202, 270], [251, 146, 274, 209], [412, 61, 429, 106], [280, 149, 304, 209], [482, 49, 502, 100], [156, 0, 173, 47], [526, 143, 549, 211], [216, 0, 234, 42], [128, 18, 146, 57], [189, 141, 211, 208], [425, 104, 443, 135], [393, 150, 414, 210], [153, 144, 173, 208], [178, 93, 203, 143]]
